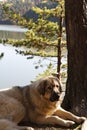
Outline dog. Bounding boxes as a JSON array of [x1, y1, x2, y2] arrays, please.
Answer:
[[0, 76, 86, 129]]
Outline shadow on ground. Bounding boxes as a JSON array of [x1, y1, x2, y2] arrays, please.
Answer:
[[19, 121, 82, 130]]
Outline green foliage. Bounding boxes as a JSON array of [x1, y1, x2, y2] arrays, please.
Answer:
[[1, 0, 37, 21], [7, 39, 57, 57], [26, 19, 59, 38], [15, 49, 57, 57], [3, 0, 65, 51], [35, 63, 56, 79], [32, 1, 64, 17], [2, 0, 66, 76]]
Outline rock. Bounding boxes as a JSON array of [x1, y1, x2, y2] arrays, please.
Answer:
[[81, 119, 87, 130]]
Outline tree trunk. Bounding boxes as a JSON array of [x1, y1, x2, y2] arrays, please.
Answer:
[[62, 0, 87, 116]]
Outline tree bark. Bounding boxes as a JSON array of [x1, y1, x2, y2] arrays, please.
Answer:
[[62, 0, 87, 116]]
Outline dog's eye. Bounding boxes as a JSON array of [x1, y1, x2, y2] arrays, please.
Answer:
[[47, 87, 52, 90], [56, 85, 59, 88]]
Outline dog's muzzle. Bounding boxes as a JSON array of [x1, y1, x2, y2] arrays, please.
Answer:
[[50, 92, 60, 102]]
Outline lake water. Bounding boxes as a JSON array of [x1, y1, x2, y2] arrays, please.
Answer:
[[0, 25, 59, 88], [0, 44, 57, 89], [0, 25, 27, 39]]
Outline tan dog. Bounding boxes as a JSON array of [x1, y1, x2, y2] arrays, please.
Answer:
[[0, 76, 86, 129]]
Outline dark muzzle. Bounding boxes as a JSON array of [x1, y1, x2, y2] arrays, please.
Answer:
[[50, 92, 60, 102]]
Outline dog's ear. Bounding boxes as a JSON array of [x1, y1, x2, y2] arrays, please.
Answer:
[[38, 79, 48, 95]]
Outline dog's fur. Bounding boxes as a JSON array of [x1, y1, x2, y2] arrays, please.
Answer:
[[0, 76, 86, 129]]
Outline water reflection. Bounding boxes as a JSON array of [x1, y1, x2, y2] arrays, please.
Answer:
[[0, 30, 26, 39], [0, 25, 27, 39]]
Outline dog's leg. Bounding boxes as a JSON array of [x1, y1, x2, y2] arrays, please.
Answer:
[[54, 107, 86, 124], [36, 115, 75, 127]]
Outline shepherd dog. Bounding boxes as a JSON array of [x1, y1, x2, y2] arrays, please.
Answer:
[[0, 76, 86, 130]]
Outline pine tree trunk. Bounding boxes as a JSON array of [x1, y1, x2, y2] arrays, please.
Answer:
[[62, 0, 87, 116]]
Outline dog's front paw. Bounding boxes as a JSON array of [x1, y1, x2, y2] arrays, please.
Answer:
[[64, 120, 75, 127], [76, 117, 86, 124]]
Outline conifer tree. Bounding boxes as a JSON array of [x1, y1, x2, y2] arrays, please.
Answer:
[[3, 0, 65, 75]]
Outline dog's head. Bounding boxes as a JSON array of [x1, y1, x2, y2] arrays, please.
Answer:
[[37, 76, 62, 102]]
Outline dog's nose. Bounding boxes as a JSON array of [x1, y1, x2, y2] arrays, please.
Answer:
[[50, 92, 60, 102], [54, 92, 60, 100]]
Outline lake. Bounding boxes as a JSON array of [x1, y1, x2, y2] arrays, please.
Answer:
[[0, 44, 57, 89], [0, 25, 27, 39], [0, 25, 59, 88]]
